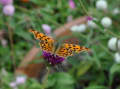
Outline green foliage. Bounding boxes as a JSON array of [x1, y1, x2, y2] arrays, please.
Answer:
[[0, 0, 120, 89]]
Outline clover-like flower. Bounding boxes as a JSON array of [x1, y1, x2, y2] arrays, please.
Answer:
[[3, 4, 15, 16], [0, 0, 13, 5], [42, 51, 65, 65], [69, 0, 76, 9]]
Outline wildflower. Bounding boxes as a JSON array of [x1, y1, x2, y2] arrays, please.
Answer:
[[86, 16, 93, 21], [42, 51, 65, 65], [77, 24, 87, 32], [16, 76, 27, 84], [113, 8, 119, 15], [1, 39, 7, 47], [9, 82, 17, 88], [108, 37, 117, 51], [101, 17, 112, 28], [70, 24, 87, 32], [42, 24, 51, 35], [87, 20, 97, 29], [69, 0, 76, 9], [3, 4, 15, 16], [70, 25, 78, 32], [114, 52, 120, 63], [96, 0, 107, 10], [0, 0, 13, 5]]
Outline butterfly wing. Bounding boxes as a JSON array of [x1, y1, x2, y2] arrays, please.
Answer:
[[55, 43, 90, 58], [55, 44, 73, 58], [64, 43, 90, 53], [29, 29, 54, 52]]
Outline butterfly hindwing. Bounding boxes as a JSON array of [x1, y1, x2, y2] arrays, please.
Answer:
[[64, 43, 90, 53], [29, 29, 54, 52], [55, 43, 90, 58], [55, 44, 73, 58]]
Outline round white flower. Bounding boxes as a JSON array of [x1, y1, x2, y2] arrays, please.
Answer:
[[70, 25, 78, 32], [114, 52, 120, 63], [101, 17, 112, 27], [108, 37, 117, 51], [87, 21, 97, 28], [117, 40, 120, 50], [77, 24, 87, 32], [70, 24, 87, 32], [96, 0, 107, 10], [113, 8, 119, 15]]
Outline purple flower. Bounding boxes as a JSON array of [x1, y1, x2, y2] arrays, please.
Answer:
[[42, 24, 51, 35], [9, 82, 17, 88], [86, 16, 93, 21], [16, 76, 26, 84], [69, 0, 76, 9], [0, 0, 13, 5], [3, 4, 15, 16], [42, 51, 65, 65]]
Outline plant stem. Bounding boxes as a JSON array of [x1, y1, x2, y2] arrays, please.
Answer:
[[79, 0, 89, 16], [42, 67, 50, 89], [7, 17, 16, 70]]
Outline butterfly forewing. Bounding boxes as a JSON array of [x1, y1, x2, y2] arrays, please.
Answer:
[[29, 29, 54, 53]]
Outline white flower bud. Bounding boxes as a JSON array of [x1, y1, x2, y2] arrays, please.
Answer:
[[113, 8, 119, 15], [108, 37, 117, 51], [101, 17, 112, 28], [77, 24, 87, 32], [70, 25, 78, 32], [114, 52, 120, 63], [96, 0, 107, 10], [70, 24, 87, 32], [87, 21, 97, 28]]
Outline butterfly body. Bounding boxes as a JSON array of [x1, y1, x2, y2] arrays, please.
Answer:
[[29, 29, 90, 58]]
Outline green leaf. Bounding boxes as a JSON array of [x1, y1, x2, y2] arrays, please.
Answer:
[[77, 61, 92, 77], [55, 72, 75, 85], [109, 64, 120, 85], [85, 85, 108, 89]]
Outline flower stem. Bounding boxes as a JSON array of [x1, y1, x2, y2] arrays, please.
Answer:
[[7, 17, 16, 70], [79, 0, 89, 16], [42, 67, 50, 89]]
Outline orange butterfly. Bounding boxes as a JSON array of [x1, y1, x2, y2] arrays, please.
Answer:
[[29, 29, 90, 58]]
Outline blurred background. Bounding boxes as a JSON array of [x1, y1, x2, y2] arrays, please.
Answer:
[[0, 0, 120, 89]]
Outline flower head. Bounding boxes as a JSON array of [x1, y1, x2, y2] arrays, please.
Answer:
[[101, 17, 112, 28], [16, 76, 26, 84], [42, 51, 65, 65], [87, 20, 97, 29], [3, 4, 15, 16], [113, 8, 119, 15], [114, 52, 120, 63], [70, 24, 87, 32], [42, 24, 51, 35], [69, 0, 76, 9], [0, 0, 13, 5], [86, 16, 93, 21], [96, 0, 107, 10], [9, 82, 17, 88]]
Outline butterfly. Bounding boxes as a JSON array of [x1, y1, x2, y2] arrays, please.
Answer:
[[29, 29, 90, 58]]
